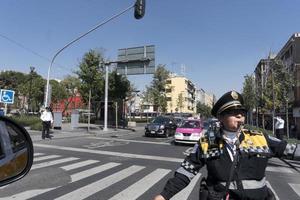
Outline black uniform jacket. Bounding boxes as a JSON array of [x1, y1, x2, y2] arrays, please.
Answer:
[[160, 129, 287, 200]]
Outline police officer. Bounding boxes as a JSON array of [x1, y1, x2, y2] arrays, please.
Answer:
[[153, 90, 299, 200], [40, 107, 53, 139]]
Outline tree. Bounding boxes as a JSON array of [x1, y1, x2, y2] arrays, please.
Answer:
[[196, 102, 212, 119], [143, 65, 170, 113], [108, 71, 131, 101], [0, 70, 45, 111], [242, 74, 256, 125], [60, 75, 81, 114], [272, 59, 295, 138], [50, 80, 68, 105], [76, 49, 105, 119], [76, 49, 131, 119], [0, 70, 27, 108], [176, 93, 184, 112]]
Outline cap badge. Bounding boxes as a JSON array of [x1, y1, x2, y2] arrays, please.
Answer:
[[231, 91, 239, 100]]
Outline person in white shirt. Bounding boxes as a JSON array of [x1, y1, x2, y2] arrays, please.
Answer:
[[40, 107, 53, 139], [274, 116, 284, 140]]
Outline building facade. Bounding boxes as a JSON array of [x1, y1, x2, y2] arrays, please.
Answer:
[[254, 33, 300, 139], [165, 75, 196, 114], [195, 88, 215, 108]]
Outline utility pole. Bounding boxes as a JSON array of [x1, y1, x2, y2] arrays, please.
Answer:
[[29, 66, 35, 113], [272, 67, 275, 135]]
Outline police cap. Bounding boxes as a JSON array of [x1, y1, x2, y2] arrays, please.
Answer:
[[211, 90, 246, 117]]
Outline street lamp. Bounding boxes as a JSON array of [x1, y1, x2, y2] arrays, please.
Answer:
[[44, 0, 146, 107]]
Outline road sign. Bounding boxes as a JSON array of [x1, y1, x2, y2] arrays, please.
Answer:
[[117, 45, 155, 75], [0, 89, 15, 104]]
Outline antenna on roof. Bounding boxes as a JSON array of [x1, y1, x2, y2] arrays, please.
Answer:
[[181, 64, 186, 77]]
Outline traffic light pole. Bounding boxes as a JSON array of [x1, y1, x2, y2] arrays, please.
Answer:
[[44, 3, 137, 107]]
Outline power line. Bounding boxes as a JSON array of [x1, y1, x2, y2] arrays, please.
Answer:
[[0, 33, 72, 73]]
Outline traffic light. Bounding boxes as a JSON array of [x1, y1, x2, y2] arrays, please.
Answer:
[[134, 0, 146, 19]]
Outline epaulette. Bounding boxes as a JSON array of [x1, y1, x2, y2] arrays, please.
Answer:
[[242, 128, 263, 135]]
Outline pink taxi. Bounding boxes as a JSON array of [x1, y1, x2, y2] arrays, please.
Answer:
[[174, 119, 203, 144]]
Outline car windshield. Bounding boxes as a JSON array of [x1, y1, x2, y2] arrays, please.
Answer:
[[180, 121, 200, 128], [202, 121, 209, 128], [152, 117, 168, 124]]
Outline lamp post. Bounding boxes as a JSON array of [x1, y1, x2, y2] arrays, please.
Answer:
[[44, 0, 146, 108]]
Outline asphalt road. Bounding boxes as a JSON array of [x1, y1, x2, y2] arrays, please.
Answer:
[[0, 128, 299, 200]]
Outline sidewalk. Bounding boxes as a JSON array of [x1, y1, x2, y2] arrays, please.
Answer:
[[27, 123, 142, 142]]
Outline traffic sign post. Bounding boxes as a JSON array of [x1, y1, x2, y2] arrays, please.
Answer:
[[0, 89, 15, 104], [0, 89, 15, 116], [117, 45, 155, 75]]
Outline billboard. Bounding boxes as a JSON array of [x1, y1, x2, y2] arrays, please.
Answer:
[[117, 45, 155, 75]]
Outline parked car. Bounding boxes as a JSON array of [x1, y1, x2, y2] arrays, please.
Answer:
[[174, 117, 184, 127], [174, 119, 203, 144], [145, 116, 177, 137], [0, 116, 33, 186]]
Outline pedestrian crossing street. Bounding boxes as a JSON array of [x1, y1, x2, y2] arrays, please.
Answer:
[[1, 153, 300, 200]]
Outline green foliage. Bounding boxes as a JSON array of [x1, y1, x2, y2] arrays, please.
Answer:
[[108, 71, 130, 100], [75, 49, 131, 119], [76, 49, 105, 117], [60, 75, 81, 113], [0, 69, 45, 111], [10, 115, 42, 130], [177, 93, 184, 112], [50, 79, 68, 104], [242, 74, 256, 111], [143, 65, 170, 113], [260, 59, 294, 112], [196, 102, 212, 118]]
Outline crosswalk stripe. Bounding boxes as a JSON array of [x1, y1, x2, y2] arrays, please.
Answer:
[[34, 155, 61, 162], [54, 165, 145, 200], [266, 181, 279, 200], [289, 183, 300, 197], [60, 160, 100, 171], [266, 166, 294, 173], [71, 162, 121, 182], [34, 153, 45, 156], [34, 143, 183, 163], [0, 188, 58, 200], [31, 157, 79, 170], [171, 173, 202, 200], [108, 168, 171, 200]]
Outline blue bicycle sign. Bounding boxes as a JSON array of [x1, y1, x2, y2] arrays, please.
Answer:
[[0, 89, 15, 104]]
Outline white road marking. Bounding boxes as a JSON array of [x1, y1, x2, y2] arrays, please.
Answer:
[[71, 162, 120, 182], [60, 160, 99, 171], [108, 168, 171, 200], [34, 153, 45, 156], [289, 183, 300, 197], [0, 188, 57, 200], [266, 166, 294, 173], [171, 173, 202, 200], [54, 165, 145, 200], [34, 155, 61, 162], [34, 144, 183, 163], [266, 181, 280, 200], [31, 157, 79, 170], [87, 136, 172, 145]]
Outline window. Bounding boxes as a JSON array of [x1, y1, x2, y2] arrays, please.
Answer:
[[166, 97, 172, 101], [6, 121, 26, 153], [166, 80, 171, 84]]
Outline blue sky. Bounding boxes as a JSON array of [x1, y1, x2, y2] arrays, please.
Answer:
[[0, 0, 299, 98]]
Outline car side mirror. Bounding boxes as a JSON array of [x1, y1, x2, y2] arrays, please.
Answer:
[[0, 116, 33, 187]]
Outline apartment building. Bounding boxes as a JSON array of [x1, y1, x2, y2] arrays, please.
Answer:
[[195, 88, 215, 108], [254, 33, 300, 139], [165, 74, 196, 114]]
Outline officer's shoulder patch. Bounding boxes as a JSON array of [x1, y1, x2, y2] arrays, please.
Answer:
[[242, 129, 263, 135]]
